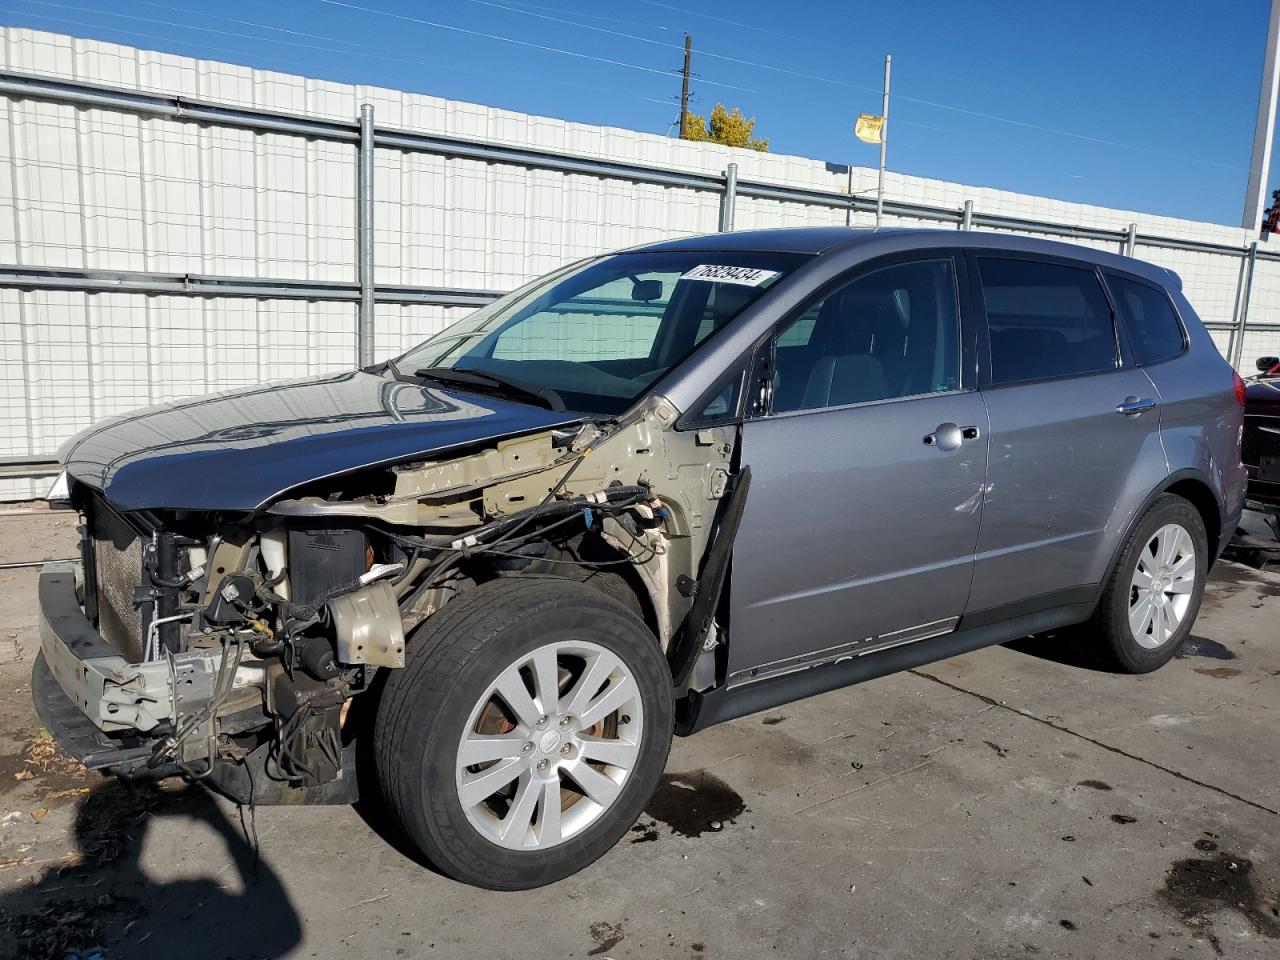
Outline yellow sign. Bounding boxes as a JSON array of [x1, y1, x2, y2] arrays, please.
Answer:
[[855, 113, 884, 144]]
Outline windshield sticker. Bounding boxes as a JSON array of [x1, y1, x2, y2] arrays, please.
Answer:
[[680, 264, 780, 286]]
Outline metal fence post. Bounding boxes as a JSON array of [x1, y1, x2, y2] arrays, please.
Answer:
[[719, 162, 737, 232], [1226, 254, 1249, 364], [1232, 241, 1259, 369], [1124, 223, 1137, 257], [357, 103, 375, 367], [960, 199, 973, 231]]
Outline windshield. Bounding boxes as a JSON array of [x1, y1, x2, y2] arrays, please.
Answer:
[[394, 250, 806, 414]]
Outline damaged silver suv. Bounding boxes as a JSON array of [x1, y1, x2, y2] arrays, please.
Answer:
[[35, 228, 1246, 889]]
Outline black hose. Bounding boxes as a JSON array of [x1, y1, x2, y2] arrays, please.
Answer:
[[483, 450, 590, 551], [479, 485, 649, 548]]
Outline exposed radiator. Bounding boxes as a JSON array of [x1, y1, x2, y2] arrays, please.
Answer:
[[88, 495, 147, 662]]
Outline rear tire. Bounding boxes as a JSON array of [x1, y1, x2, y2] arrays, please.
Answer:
[[373, 576, 673, 889], [1087, 493, 1208, 673]]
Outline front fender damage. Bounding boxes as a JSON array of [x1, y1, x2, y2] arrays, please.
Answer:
[[49, 396, 739, 804]]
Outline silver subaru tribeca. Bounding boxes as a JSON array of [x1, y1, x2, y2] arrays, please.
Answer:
[[36, 228, 1247, 889]]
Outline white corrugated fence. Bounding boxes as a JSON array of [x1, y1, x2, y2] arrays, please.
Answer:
[[2, 27, 1279, 500]]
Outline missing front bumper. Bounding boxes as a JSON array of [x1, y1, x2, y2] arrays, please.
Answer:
[[38, 561, 188, 734], [30, 652, 156, 774]]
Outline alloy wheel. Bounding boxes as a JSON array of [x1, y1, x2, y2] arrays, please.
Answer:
[[1128, 522, 1197, 649], [455, 640, 644, 850]]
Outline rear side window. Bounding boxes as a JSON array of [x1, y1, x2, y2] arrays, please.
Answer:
[[1106, 273, 1185, 365], [977, 257, 1118, 384]]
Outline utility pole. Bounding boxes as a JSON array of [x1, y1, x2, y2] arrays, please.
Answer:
[[1245, 0, 1280, 231], [678, 34, 692, 139], [876, 54, 891, 229]]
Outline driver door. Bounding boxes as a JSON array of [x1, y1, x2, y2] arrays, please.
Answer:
[[726, 254, 989, 686]]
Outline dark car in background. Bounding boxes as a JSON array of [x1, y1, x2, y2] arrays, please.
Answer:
[[1234, 356, 1280, 564], [1243, 355, 1280, 506]]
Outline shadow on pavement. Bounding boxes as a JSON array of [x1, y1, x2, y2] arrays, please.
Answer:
[[344, 679, 444, 879], [0, 778, 301, 960], [1001, 629, 1121, 673]]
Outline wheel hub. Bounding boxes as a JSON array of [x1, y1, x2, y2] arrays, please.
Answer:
[[537, 728, 563, 755]]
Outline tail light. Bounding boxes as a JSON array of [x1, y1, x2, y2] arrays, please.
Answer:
[[1233, 371, 1247, 407]]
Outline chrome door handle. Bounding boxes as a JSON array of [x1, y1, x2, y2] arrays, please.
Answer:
[[923, 422, 980, 451], [923, 422, 960, 450], [1115, 396, 1158, 416]]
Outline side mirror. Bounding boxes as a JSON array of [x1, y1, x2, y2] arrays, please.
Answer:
[[1257, 356, 1280, 373], [631, 278, 662, 303]]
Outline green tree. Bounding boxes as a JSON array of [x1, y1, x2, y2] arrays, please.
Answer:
[[682, 103, 769, 152]]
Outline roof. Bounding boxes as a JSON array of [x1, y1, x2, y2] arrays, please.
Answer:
[[633, 227, 880, 255], [630, 226, 1181, 290]]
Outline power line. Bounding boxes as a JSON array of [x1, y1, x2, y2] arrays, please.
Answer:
[[453, 0, 835, 96], [899, 93, 1246, 174], [122, 0, 377, 51], [7, 12, 317, 73], [464, 0, 678, 50], [503, 0, 679, 34], [450, 0, 1239, 174], [11, 0, 677, 109], [612, 0, 1245, 174], [18, 0, 1247, 177], [626, 0, 823, 48], [27, 0, 699, 105], [16, 0, 371, 53], [625, 0, 996, 92], [316, 0, 760, 94]]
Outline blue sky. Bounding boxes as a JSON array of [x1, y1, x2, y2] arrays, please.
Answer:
[[2, 0, 1275, 226]]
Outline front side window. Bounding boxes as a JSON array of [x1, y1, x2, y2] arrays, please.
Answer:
[[1106, 273, 1185, 366], [978, 257, 1118, 384], [770, 258, 961, 414], [395, 251, 804, 415]]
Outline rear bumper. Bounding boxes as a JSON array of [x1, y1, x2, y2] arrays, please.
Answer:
[[1245, 468, 1280, 506]]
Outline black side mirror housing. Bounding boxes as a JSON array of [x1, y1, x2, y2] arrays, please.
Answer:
[[1257, 356, 1280, 373]]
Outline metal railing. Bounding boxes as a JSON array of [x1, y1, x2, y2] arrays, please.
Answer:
[[1, 68, 1279, 480], [0, 457, 60, 479]]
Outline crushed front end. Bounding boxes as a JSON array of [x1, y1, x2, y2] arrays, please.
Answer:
[[35, 403, 735, 805], [36, 488, 385, 803]]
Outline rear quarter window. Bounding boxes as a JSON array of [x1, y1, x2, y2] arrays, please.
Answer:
[[1106, 273, 1186, 365]]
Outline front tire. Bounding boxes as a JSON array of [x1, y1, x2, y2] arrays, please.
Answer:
[[1088, 493, 1208, 673], [373, 577, 673, 889]]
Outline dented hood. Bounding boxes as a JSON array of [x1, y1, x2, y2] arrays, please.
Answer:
[[60, 370, 584, 512]]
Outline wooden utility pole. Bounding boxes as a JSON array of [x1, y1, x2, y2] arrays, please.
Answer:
[[678, 34, 692, 138]]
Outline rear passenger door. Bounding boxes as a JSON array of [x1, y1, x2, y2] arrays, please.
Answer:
[[1103, 270, 1217, 488], [965, 253, 1169, 619], [727, 254, 990, 684]]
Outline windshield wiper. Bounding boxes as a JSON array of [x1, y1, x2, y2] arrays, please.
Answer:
[[413, 366, 567, 411]]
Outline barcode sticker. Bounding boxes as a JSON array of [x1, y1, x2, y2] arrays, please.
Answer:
[[680, 264, 779, 286]]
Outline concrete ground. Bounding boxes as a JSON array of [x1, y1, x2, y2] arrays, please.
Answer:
[[0, 507, 1277, 960]]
